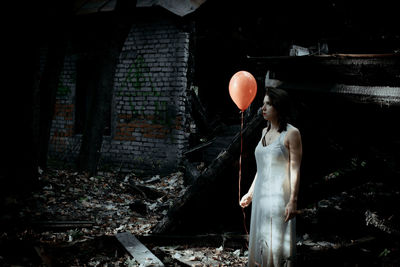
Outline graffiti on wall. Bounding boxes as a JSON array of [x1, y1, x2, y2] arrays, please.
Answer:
[[56, 72, 76, 97], [116, 55, 173, 126]]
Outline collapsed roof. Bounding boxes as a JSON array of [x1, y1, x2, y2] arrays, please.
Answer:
[[74, 0, 207, 16]]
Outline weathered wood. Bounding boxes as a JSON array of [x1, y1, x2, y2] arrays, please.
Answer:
[[32, 220, 94, 229], [115, 232, 164, 266], [265, 78, 400, 106], [201, 125, 242, 164], [183, 138, 215, 156], [331, 53, 400, 58], [248, 53, 399, 60], [152, 114, 264, 234], [137, 233, 248, 249], [341, 236, 376, 248], [128, 183, 147, 198], [128, 182, 165, 200], [248, 53, 400, 89], [297, 235, 375, 254]]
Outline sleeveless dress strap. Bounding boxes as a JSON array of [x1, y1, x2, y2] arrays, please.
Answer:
[[279, 124, 291, 159], [279, 124, 291, 144]]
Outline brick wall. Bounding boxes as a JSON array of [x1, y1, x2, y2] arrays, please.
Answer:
[[48, 55, 81, 161], [47, 18, 192, 174]]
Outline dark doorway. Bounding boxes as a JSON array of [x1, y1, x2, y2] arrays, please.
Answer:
[[75, 56, 111, 136]]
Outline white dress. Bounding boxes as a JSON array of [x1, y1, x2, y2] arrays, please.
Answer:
[[248, 124, 296, 267]]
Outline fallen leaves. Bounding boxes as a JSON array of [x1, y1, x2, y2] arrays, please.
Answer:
[[155, 246, 248, 266], [25, 169, 188, 240], [2, 168, 249, 266]]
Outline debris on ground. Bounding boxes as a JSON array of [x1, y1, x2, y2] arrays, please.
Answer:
[[0, 168, 249, 266], [155, 246, 247, 266]]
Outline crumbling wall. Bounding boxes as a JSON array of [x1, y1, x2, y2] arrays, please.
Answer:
[[47, 17, 191, 174], [111, 20, 191, 173]]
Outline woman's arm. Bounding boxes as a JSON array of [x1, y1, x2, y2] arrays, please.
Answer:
[[247, 172, 258, 197], [240, 128, 267, 208], [240, 172, 257, 208], [284, 127, 302, 222]]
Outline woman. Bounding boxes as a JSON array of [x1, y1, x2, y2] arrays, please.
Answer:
[[240, 87, 302, 267]]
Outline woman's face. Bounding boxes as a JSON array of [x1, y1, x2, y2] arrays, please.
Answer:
[[262, 95, 277, 121]]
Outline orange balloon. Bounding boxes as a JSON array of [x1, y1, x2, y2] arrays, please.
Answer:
[[229, 71, 257, 111]]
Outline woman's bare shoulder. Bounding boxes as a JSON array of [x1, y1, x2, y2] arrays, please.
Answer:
[[287, 124, 300, 135], [285, 124, 301, 145]]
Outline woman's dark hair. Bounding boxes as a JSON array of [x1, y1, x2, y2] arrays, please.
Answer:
[[265, 87, 291, 132]]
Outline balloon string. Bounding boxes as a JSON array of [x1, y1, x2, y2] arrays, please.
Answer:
[[239, 111, 249, 237]]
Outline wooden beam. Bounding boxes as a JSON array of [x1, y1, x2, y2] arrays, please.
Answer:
[[247, 54, 400, 86], [183, 138, 215, 155], [248, 53, 400, 60], [330, 84, 400, 105], [115, 232, 164, 267], [265, 78, 400, 105], [152, 114, 264, 234], [137, 233, 248, 249], [31, 220, 94, 229]]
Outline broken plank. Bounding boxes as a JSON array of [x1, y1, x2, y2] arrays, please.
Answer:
[[128, 182, 165, 200], [138, 233, 248, 249], [115, 232, 164, 266], [152, 114, 264, 234], [31, 220, 94, 229]]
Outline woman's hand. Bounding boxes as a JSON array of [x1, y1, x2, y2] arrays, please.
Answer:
[[240, 192, 253, 208], [284, 201, 298, 222]]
